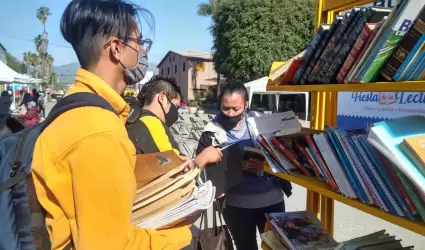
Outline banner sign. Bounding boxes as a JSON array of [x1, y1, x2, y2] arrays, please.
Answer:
[[337, 92, 425, 129]]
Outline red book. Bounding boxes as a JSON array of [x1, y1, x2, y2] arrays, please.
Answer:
[[270, 137, 311, 176], [278, 58, 302, 85], [304, 135, 339, 192], [336, 23, 376, 83], [294, 140, 323, 178]]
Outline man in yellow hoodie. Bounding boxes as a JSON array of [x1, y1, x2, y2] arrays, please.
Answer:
[[31, 0, 192, 249]]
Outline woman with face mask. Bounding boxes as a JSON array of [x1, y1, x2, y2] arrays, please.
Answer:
[[126, 76, 223, 169], [196, 83, 290, 250]]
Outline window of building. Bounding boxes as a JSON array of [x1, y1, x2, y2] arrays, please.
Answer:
[[175, 65, 177, 73], [183, 62, 186, 72], [173, 55, 175, 62], [168, 67, 170, 75]]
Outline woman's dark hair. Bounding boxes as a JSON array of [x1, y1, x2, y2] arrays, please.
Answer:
[[1, 91, 9, 97], [137, 76, 182, 107], [60, 0, 154, 69], [217, 82, 249, 110], [32, 89, 39, 97]]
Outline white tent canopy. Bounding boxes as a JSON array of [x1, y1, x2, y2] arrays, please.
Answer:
[[0, 61, 40, 84]]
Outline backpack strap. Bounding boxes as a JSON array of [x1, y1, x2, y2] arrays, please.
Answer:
[[0, 93, 118, 193], [41, 92, 118, 133]]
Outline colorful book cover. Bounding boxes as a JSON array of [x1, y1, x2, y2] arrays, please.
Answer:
[[359, 0, 425, 83], [382, 6, 425, 81], [268, 211, 338, 250]]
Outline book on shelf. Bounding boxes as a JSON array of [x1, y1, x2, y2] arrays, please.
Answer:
[[256, 112, 425, 223], [268, 2, 425, 85], [381, 5, 425, 81], [263, 211, 411, 250], [132, 151, 215, 229], [269, 50, 305, 84], [267, 211, 339, 250]]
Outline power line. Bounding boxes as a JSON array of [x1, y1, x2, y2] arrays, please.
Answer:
[[5, 36, 72, 49]]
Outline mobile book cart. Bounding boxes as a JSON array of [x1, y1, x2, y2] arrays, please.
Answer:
[[261, 0, 425, 246]]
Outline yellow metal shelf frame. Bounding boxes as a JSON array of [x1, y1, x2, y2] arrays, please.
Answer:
[[262, 0, 425, 241], [267, 81, 425, 92], [265, 167, 425, 237]]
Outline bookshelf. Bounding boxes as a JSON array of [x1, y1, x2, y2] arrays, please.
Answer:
[[262, 0, 425, 242]]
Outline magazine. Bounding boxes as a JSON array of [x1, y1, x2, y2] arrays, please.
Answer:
[[267, 211, 338, 250]]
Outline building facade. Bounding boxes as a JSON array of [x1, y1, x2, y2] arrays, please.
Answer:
[[0, 43, 7, 64], [157, 50, 218, 101]]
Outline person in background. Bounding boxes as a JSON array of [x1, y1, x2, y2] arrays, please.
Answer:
[[23, 101, 39, 127], [19, 88, 33, 110], [38, 92, 47, 118], [32, 89, 40, 106], [196, 83, 290, 250], [128, 75, 222, 168], [0, 91, 12, 117], [31, 0, 192, 249]]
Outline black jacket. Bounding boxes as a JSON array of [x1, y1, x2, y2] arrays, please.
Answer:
[[0, 96, 12, 117]]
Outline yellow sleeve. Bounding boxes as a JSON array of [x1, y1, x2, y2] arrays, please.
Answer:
[[140, 116, 180, 155], [68, 132, 191, 250]]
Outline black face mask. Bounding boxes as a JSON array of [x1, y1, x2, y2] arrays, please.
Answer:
[[221, 112, 243, 127], [159, 96, 179, 127]]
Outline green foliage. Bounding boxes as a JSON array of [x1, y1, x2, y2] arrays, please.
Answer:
[[6, 53, 28, 74], [205, 0, 315, 83], [36, 6, 51, 32]]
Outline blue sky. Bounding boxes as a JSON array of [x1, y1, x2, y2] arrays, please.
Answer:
[[0, 0, 213, 66]]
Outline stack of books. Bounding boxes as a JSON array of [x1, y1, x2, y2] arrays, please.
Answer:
[[131, 151, 215, 229], [253, 112, 425, 223], [270, 0, 425, 84], [262, 211, 412, 250]]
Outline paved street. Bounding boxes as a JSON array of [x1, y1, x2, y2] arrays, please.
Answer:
[[44, 102, 424, 249]]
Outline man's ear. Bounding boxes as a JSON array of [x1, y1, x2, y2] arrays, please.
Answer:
[[244, 101, 249, 111], [109, 39, 122, 62]]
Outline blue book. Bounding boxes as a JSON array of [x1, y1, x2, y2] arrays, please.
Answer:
[[393, 33, 425, 81], [402, 47, 425, 80], [358, 136, 414, 219], [325, 126, 369, 203], [351, 134, 398, 215], [412, 50, 425, 79], [369, 116, 425, 195]]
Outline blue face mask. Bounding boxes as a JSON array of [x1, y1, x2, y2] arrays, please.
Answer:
[[124, 51, 149, 85]]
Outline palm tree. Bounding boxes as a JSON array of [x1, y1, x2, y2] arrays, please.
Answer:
[[34, 35, 42, 54], [36, 6, 51, 32]]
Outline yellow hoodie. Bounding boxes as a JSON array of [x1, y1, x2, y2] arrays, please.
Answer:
[[31, 68, 192, 250]]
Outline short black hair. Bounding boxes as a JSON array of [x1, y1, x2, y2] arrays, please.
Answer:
[[219, 82, 249, 103], [1, 91, 9, 97], [60, 0, 154, 69], [137, 76, 182, 106]]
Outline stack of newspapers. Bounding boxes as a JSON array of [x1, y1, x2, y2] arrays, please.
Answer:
[[132, 151, 215, 229]]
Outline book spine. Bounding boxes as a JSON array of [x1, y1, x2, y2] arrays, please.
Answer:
[[308, 12, 353, 83], [270, 137, 311, 176], [300, 17, 342, 84], [381, 7, 425, 81], [294, 140, 322, 178], [319, 10, 361, 83], [402, 45, 425, 80], [337, 24, 374, 83], [326, 10, 370, 83], [393, 33, 425, 80], [360, 0, 425, 83], [349, 0, 407, 83], [412, 49, 425, 79], [305, 135, 339, 191], [293, 26, 326, 84], [345, 24, 382, 83]]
